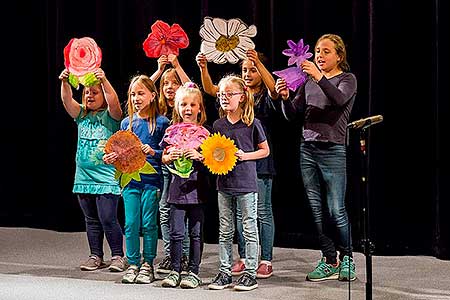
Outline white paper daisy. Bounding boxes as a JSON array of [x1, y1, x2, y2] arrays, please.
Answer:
[[199, 17, 257, 64]]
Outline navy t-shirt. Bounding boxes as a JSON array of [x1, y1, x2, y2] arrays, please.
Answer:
[[213, 117, 267, 195]]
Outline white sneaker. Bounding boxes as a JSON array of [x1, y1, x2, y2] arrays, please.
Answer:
[[122, 265, 138, 283]]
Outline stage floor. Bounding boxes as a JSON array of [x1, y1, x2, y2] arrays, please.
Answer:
[[0, 227, 449, 300]]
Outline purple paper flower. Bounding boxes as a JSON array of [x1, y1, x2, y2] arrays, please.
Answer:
[[282, 38, 313, 67], [273, 67, 308, 92]]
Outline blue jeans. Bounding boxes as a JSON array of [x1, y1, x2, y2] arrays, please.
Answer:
[[236, 176, 274, 261], [159, 165, 190, 257], [218, 191, 259, 277], [122, 187, 159, 266], [300, 142, 352, 262], [78, 193, 124, 259]]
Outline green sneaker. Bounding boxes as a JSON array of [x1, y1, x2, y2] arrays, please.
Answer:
[[180, 271, 202, 289], [161, 270, 181, 288], [339, 255, 356, 281], [306, 258, 340, 281]]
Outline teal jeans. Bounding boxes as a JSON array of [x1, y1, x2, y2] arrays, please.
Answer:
[[122, 187, 159, 266]]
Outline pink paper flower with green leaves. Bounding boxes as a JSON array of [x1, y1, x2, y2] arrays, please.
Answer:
[[64, 37, 102, 89], [162, 123, 210, 178]]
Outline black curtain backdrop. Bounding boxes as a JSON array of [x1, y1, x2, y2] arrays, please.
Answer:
[[7, 0, 448, 259]]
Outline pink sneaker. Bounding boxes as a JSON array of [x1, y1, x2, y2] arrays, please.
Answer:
[[256, 262, 273, 279], [231, 259, 246, 276]]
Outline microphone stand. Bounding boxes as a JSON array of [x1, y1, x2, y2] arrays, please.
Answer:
[[358, 126, 374, 300]]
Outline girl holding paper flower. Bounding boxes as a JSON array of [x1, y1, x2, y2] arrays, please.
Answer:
[[207, 75, 269, 291], [150, 54, 192, 275], [275, 33, 357, 282], [159, 82, 210, 289], [196, 49, 278, 279], [104, 75, 169, 284], [59, 67, 126, 273]]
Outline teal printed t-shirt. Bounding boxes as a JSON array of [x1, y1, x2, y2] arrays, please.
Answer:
[[72, 107, 121, 195]]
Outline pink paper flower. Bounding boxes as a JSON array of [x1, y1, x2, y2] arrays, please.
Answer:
[[64, 37, 102, 76], [163, 123, 210, 151], [143, 20, 189, 58]]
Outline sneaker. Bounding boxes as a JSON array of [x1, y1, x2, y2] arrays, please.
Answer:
[[122, 265, 139, 283], [181, 255, 189, 275], [136, 262, 155, 284], [161, 270, 181, 288], [234, 273, 258, 291], [109, 256, 127, 272], [306, 258, 340, 282], [80, 255, 106, 271], [231, 259, 246, 276], [339, 255, 356, 281], [156, 255, 172, 274], [180, 271, 202, 289], [208, 271, 232, 290], [256, 261, 273, 279]]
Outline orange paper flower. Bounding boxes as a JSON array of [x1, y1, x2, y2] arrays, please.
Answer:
[[105, 130, 146, 174], [200, 133, 238, 175]]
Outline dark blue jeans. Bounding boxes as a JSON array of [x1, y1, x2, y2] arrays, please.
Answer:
[[169, 204, 204, 274], [77, 193, 124, 259], [300, 142, 352, 263]]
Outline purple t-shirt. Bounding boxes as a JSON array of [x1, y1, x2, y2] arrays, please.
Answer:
[[282, 72, 357, 145], [213, 117, 267, 195]]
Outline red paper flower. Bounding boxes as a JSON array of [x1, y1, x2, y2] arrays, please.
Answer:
[[143, 20, 189, 58], [64, 37, 102, 76]]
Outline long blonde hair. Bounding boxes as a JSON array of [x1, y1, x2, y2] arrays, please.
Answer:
[[172, 82, 207, 126], [126, 74, 160, 134], [217, 75, 254, 126]]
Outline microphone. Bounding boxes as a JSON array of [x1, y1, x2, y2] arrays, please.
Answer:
[[347, 115, 383, 129]]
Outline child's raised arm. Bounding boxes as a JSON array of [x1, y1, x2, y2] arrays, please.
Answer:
[[59, 68, 81, 119], [168, 54, 190, 84], [95, 68, 122, 121], [195, 52, 218, 97]]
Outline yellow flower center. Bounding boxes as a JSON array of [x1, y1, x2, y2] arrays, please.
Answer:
[[215, 35, 239, 52], [213, 147, 226, 162]]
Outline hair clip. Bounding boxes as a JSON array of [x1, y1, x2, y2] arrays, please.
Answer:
[[185, 82, 198, 88]]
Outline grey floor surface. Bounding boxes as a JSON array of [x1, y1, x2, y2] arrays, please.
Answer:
[[0, 227, 449, 300]]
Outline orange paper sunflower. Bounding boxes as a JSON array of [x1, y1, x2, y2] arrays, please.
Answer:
[[200, 133, 238, 175]]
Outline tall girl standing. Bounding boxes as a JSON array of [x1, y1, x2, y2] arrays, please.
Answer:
[[104, 75, 169, 284]]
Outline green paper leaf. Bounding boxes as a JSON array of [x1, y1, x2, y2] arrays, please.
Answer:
[[130, 172, 141, 182], [166, 165, 193, 178], [174, 156, 193, 174], [117, 163, 156, 188], [140, 162, 157, 174], [120, 173, 133, 188], [79, 72, 100, 87], [114, 169, 122, 181], [68, 73, 79, 89]]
